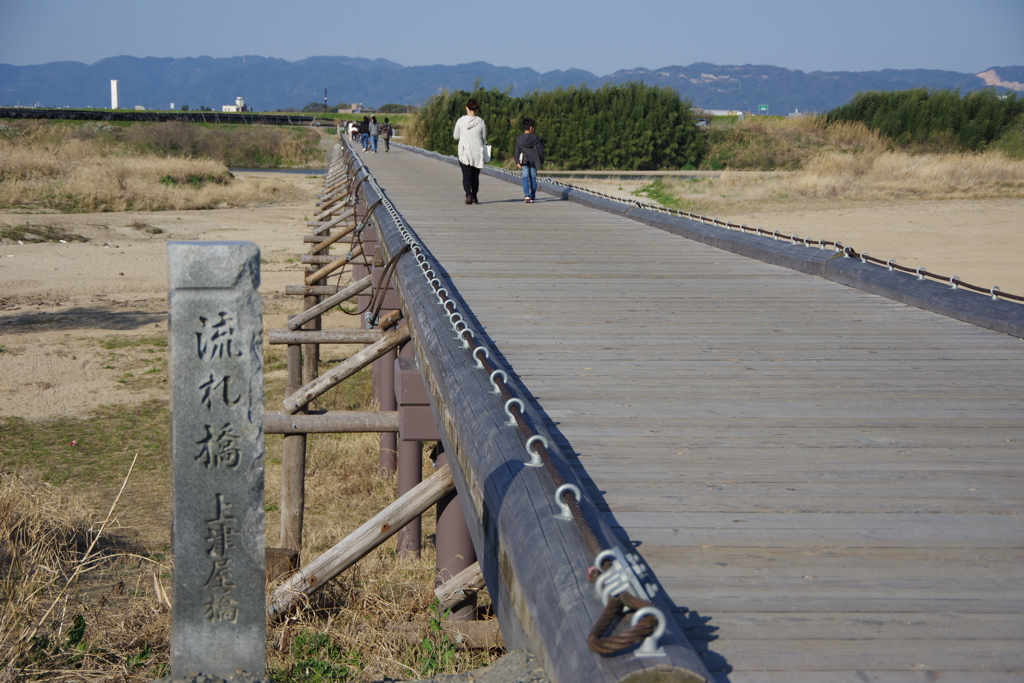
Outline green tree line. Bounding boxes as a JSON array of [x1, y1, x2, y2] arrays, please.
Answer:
[[825, 88, 1023, 152], [412, 83, 705, 170]]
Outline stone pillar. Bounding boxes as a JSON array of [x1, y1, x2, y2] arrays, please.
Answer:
[[168, 241, 265, 677]]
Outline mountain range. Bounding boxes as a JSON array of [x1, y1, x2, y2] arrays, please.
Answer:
[[2, 55, 1022, 114]]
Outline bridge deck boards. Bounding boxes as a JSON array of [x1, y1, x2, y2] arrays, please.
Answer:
[[357, 147, 1024, 681]]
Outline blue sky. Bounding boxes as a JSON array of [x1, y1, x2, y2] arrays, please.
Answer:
[[1, 0, 1021, 75]]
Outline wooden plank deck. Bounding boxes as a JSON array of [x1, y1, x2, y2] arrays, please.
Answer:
[[358, 147, 1024, 682]]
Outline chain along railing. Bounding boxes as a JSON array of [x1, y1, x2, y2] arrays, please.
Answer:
[[353, 142, 671, 657], [395, 143, 1023, 306]]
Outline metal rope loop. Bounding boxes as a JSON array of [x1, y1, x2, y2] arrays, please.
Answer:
[[950, 276, 961, 290], [524, 435, 547, 468], [630, 607, 668, 658], [489, 369, 508, 394], [860, 252, 870, 264], [458, 327, 475, 348], [443, 299, 457, 313], [435, 287, 449, 304], [503, 398, 524, 426], [887, 259, 897, 271], [916, 266, 927, 280], [991, 285, 1001, 301], [472, 345, 490, 369], [554, 483, 581, 521]]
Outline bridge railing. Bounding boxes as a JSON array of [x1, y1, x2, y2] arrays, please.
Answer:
[[355, 141, 713, 683]]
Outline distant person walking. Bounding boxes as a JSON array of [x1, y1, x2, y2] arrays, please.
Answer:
[[515, 117, 545, 203], [368, 115, 380, 153], [349, 120, 359, 142], [453, 98, 488, 204], [380, 118, 394, 152], [358, 116, 371, 151]]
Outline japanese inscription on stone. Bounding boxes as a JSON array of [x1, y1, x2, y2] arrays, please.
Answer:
[[168, 242, 265, 677]]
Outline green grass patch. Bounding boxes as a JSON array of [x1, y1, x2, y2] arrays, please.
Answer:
[[0, 400, 170, 487], [271, 631, 362, 683], [0, 223, 89, 243], [632, 178, 683, 208], [159, 173, 228, 188]]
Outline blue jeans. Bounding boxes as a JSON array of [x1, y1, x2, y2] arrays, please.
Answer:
[[371, 135, 379, 152], [360, 133, 369, 150], [521, 165, 537, 200]]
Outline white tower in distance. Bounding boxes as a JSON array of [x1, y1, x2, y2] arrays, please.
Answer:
[[110, 80, 120, 110]]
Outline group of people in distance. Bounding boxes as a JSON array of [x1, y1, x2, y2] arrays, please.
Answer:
[[349, 115, 394, 153], [453, 97, 544, 205]]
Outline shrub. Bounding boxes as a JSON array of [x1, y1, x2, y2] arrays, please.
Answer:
[[825, 88, 1024, 152], [413, 82, 705, 170]]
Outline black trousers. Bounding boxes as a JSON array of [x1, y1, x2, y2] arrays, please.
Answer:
[[460, 163, 480, 199]]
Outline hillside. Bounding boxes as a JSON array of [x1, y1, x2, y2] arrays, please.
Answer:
[[1, 55, 1021, 114]]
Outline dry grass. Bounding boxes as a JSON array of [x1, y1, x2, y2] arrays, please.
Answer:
[[0, 122, 308, 212], [2, 427, 497, 683], [652, 150, 1024, 214], [0, 468, 171, 682], [701, 117, 887, 171], [0, 139, 303, 212], [675, 115, 1024, 210], [0, 361, 498, 683], [262, 360, 501, 682]]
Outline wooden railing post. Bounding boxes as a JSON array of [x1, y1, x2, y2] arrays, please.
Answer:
[[280, 339, 305, 552], [377, 346, 398, 474]]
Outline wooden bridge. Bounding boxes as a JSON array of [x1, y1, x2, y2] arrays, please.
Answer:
[[274, 140, 1024, 683]]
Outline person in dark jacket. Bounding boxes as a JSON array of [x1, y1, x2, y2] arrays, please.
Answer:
[[514, 117, 545, 203], [358, 116, 371, 151], [380, 118, 394, 152]]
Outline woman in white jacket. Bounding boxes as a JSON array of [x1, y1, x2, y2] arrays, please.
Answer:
[[453, 98, 488, 204]]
